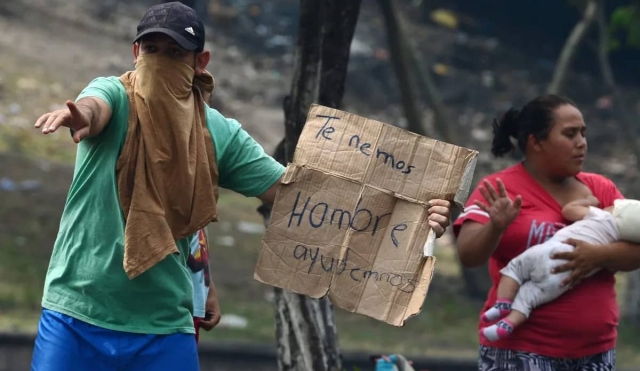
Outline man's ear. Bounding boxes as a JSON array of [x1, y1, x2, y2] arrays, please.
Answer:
[[132, 43, 140, 65], [195, 51, 211, 75]]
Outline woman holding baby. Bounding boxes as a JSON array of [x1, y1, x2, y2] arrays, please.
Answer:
[[454, 94, 640, 370]]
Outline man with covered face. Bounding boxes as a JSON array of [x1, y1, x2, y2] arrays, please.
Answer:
[[30, 2, 453, 370]]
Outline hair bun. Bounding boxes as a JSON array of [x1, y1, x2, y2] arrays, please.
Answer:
[[491, 108, 520, 157], [500, 108, 520, 138]]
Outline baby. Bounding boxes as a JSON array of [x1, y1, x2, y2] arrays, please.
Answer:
[[480, 197, 640, 342]]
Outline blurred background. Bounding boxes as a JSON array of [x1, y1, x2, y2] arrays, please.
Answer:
[[1, 0, 640, 369]]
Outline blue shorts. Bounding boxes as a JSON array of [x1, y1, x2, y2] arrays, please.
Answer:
[[31, 309, 199, 371]]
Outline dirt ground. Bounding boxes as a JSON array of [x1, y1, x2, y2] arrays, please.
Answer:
[[1, 0, 640, 367], [0, 0, 286, 158]]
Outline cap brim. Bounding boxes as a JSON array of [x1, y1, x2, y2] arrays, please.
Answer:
[[133, 28, 198, 51]]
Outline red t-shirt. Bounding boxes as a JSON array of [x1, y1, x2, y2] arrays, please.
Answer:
[[453, 163, 623, 358]]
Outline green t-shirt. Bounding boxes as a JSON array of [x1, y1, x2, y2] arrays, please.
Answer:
[[42, 77, 284, 335]]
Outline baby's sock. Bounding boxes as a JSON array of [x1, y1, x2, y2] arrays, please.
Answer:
[[480, 319, 514, 342], [481, 299, 512, 323]]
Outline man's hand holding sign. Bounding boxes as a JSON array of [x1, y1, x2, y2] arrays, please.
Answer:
[[255, 105, 478, 326]]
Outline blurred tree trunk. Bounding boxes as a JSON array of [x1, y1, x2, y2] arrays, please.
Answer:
[[281, 0, 325, 161], [405, 34, 458, 143], [256, 1, 362, 370], [594, 0, 640, 161], [318, 1, 362, 109], [594, 0, 640, 324], [395, 5, 460, 143], [379, 0, 491, 299], [377, 0, 425, 135], [547, 0, 598, 94]]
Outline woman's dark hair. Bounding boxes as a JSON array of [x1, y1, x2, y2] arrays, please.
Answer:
[[491, 94, 577, 157]]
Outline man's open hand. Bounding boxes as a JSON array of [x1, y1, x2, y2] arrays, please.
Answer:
[[35, 100, 91, 143]]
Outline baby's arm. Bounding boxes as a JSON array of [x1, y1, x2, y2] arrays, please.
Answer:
[[562, 196, 600, 222]]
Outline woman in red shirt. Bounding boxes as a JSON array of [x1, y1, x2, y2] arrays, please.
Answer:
[[454, 95, 640, 370]]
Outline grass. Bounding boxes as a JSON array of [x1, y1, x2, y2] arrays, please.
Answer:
[[0, 68, 638, 364], [0, 7, 638, 368], [198, 191, 640, 366], [0, 148, 639, 368], [0, 49, 86, 165]]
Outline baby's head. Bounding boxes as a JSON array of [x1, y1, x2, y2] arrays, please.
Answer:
[[613, 199, 640, 243]]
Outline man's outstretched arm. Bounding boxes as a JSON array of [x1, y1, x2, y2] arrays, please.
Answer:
[[35, 98, 111, 143]]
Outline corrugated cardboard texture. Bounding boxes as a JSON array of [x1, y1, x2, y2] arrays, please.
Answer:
[[254, 104, 478, 326]]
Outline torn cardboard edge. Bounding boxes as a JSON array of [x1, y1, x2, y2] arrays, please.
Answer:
[[291, 104, 478, 211], [254, 104, 478, 326], [258, 169, 438, 326]]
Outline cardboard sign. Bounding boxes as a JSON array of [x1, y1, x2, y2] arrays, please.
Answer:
[[254, 104, 478, 326]]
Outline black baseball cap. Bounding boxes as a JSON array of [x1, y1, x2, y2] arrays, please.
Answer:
[[133, 2, 205, 52]]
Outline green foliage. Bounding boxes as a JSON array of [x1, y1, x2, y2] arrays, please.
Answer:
[[564, 0, 640, 51], [566, 0, 588, 9], [610, 3, 640, 50]]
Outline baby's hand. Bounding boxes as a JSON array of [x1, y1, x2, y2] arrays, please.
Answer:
[[586, 195, 600, 207]]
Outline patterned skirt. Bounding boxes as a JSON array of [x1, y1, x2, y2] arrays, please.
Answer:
[[478, 346, 615, 371]]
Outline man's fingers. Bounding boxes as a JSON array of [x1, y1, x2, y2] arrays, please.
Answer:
[[427, 200, 451, 238], [72, 127, 90, 143], [66, 100, 81, 118], [428, 199, 451, 209], [200, 321, 215, 331], [428, 205, 450, 218], [428, 220, 445, 238], [41, 113, 62, 134], [428, 210, 449, 223], [44, 114, 70, 134], [36, 101, 78, 132], [200, 313, 221, 331], [35, 113, 51, 129]]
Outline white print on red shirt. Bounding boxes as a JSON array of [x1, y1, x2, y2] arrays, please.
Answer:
[[525, 221, 566, 250]]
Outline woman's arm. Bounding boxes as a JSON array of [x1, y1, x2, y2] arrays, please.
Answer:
[[456, 221, 504, 267], [456, 179, 521, 267], [596, 241, 640, 272], [552, 239, 640, 286]]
